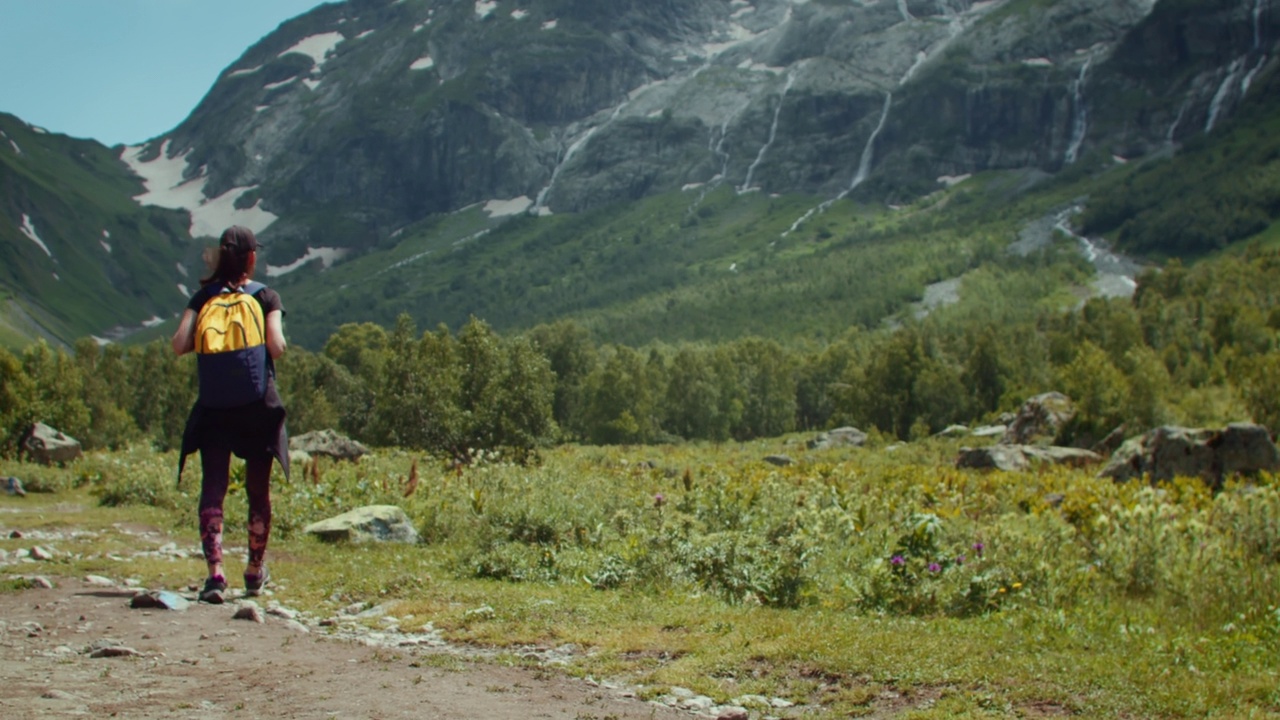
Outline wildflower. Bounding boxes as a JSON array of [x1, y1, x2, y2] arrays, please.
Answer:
[[890, 555, 905, 566], [955, 554, 965, 566], [972, 542, 985, 557], [928, 563, 941, 573], [653, 493, 666, 508], [1012, 582, 1022, 590]]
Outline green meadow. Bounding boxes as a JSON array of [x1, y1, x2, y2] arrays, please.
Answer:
[[4, 439, 1277, 718]]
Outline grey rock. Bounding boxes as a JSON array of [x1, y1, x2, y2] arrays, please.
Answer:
[[289, 429, 369, 461], [936, 424, 971, 438], [89, 646, 141, 658], [971, 425, 1007, 438], [808, 427, 868, 450], [129, 590, 191, 611], [21, 422, 83, 466], [30, 546, 55, 561], [233, 601, 265, 623], [304, 505, 421, 544], [41, 689, 78, 700], [763, 454, 794, 467], [716, 708, 750, 720], [957, 444, 1101, 472], [84, 575, 116, 587], [1000, 392, 1076, 446], [1098, 423, 1280, 487]]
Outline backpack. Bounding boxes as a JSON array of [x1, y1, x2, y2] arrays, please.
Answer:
[[194, 281, 269, 409]]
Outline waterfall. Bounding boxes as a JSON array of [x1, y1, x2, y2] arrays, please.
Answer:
[[1204, 57, 1246, 133], [896, 0, 914, 22], [1255, 0, 1265, 50], [738, 72, 796, 193], [844, 92, 893, 196], [1063, 57, 1092, 165], [900, 51, 928, 85], [1242, 55, 1268, 95], [781, 92, 892, 237], [1166, 96, 1191, 146], [534, 93, 636, 213]]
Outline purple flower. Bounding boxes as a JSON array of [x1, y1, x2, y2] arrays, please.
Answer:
[[653, 493, 666, 508], [890, 555, 905, 566], [972, 542, 985, 557], [928, 562, 942, 573], [956, 555, 966, 566]]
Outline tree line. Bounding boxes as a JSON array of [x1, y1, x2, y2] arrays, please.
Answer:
[[4, 247, 1280, 460]]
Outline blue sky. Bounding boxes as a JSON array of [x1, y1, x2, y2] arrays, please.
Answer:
[[0, 1, 329, 146]]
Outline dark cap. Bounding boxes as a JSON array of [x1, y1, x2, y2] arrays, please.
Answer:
[[218, 225, 262, 254]]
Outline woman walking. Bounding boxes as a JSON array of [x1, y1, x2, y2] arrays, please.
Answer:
[[172, 226, 289, 604]]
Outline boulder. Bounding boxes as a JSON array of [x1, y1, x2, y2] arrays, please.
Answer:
[[289, 429, 369, 461], [303, 505, 421, 544], [763, 454, 794, 467], [1098, 423, 1280, 487], [935, 424, 971, 438], [807, 427, 868, 450], [971, 424, 1007, 438], [21, 423, 83, 466], [957, 444, 1102, 472], [956, 445, 1029, 472], [1000, 392, 1075, 446]]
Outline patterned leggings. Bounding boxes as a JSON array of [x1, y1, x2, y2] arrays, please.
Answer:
[[199, 446, 272, 572]]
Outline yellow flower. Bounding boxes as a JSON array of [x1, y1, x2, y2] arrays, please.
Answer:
[[1012, 582, 1023, 589]]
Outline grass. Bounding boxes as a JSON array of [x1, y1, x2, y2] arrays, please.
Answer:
[[2, 438, 1278, 718]]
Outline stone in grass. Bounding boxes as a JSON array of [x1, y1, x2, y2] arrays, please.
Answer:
[[233, 601, 265, 623], [88, 646, 141, 658], [303, 505, 421, 544], [129, 590, 190, 611], [763, 454, 794, 467]]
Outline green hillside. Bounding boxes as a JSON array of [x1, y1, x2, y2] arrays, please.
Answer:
[[0, 114, 193, 350]]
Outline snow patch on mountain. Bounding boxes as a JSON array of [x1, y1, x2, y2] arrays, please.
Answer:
[[122, 140, 278, 238], [278, 32, 344, 68], [410, 56, 435, 71], [484, 197, 533, 217], [475, 1, 497, 20], [267, 246, 351, 277], [19, 214, 52, 257]]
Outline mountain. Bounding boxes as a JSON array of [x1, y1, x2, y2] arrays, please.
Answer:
[[0, 114, 195, 348], [1, 0, 1278, 349]]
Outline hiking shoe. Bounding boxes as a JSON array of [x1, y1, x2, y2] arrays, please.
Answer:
[[243, 566, 269, 597], [199, 576, 227, 604]]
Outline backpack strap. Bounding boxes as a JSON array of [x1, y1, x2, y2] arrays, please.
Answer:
[[240, 280, 267, 295]]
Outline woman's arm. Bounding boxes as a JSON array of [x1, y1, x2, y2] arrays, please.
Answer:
[[171, 309, 197, 356], [265, 309, 287, 359]]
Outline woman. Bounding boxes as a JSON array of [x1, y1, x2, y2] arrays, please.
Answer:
[[172, 226, 289, 604]]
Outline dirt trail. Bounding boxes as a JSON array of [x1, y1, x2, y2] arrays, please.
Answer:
[[0, 576, 697, 720]]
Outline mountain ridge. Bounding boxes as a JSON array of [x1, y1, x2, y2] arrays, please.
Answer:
[[0, 0, 1277, 349]]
